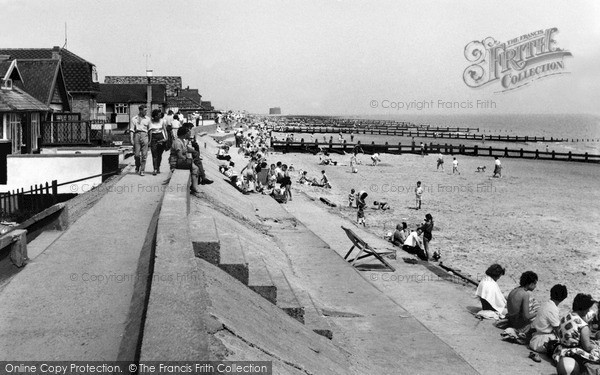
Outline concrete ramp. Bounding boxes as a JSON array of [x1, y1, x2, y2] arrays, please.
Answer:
[[197, 258, 374, 374]]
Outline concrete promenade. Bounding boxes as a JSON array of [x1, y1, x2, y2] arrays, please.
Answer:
[[0, 156, 171, 360]]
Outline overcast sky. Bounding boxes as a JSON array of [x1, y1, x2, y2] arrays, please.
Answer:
[[2, 0, 599, 115]]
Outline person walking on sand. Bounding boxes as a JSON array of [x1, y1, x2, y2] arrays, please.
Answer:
[[415, 181, 423, 210], [130, 104, 151, 176], [452, 157, 460, 175], [420, 142, 425, 157], [436, 152, 444, 171], [493, 156, 502, 178]]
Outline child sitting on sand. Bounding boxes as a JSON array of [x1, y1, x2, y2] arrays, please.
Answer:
[[311, 170, 331, 188], [373, 200, 390, 210]]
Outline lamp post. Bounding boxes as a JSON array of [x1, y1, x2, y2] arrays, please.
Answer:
[[146, 69, 153, 111]]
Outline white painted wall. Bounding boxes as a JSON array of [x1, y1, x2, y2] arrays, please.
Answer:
[[2, 154, 104, 194]]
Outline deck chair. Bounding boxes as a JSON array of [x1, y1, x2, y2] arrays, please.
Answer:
[[341, 226, 395, 272]]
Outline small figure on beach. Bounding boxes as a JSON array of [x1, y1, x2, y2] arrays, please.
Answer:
[[350, 132, 354, 142], [356, 191, 368, 226], [476, 264, 507, 316], [415, 181, 423, 210], [373, 200, 389, 210], [371, 153, 381, 166], [418, 213, 434, 260], [350, 152, 359, 173], [348, 188, 356, 207], [391, 222, 409, 246], [528, 284, 568, 355], [437, 153, 444, 171], [452, 157, 460, 175], [493, 157, 502, 178], [420, 142, 425, 157], [502, 271, 539, 344], [402, 227, 427, 261]]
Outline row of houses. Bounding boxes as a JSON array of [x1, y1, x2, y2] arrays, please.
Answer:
[[0, 46, 218, 155]]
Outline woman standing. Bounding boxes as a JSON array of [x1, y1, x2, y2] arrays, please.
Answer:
[[418, 213, 435, 261], [149, 109, 168, 175]]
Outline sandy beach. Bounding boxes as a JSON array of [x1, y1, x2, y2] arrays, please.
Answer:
[[270, 149, 600, 311]]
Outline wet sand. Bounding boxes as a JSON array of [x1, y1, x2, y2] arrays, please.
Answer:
[[271, 150, 600, 310]]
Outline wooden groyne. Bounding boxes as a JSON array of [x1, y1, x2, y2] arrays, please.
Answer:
[[271, 123, 477, 133], [271, 140, 600, 164], [272, 126, 568, 143]]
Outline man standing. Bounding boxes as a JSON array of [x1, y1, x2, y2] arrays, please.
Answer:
[[130, 105, 151, 176], [452, 157, 460, 175]]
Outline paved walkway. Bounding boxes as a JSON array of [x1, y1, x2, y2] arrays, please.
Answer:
[[0, 154, 170, 360]]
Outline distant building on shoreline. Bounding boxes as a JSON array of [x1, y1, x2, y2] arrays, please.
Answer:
[[269, 107, 281, 115]]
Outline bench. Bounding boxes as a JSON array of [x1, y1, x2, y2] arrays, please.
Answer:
[[341, 226, 395, 272]]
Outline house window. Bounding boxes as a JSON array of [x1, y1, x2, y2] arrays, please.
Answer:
[[1, 114, 5, 139], [115, 104, 128, 114], [9, 113, 22, 153], [31, 113, 40, 151]]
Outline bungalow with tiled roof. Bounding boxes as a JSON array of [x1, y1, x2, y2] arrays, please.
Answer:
[[0, 60, 51, 162], [13, 59, 70, 114], [0, 46, 99, 121], [96, 83, 167, 129]]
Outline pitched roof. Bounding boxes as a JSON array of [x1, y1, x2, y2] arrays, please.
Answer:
[[13, 59, 61, 105], [0, 48, 98, 93], [0, 60, 21, 81], [0, 85, 51, 112], [0, 47, 93, 64], [167, 96, 203, 110], [97, 83, 167, 104]]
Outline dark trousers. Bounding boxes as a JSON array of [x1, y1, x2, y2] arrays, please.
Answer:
[[150, 133, 165, 171]]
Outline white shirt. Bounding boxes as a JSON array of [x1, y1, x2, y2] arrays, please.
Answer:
[[495, 159, 501, 166], [532, 301, 560, 334], [453, 159, 458, 167], [403, 231, 423, 249]]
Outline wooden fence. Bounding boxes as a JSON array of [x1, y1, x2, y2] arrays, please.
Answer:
[[0, 180, 59, 216], [272, 126, 568, 143], [271, 140, 600, 164], [271, 123, 476, 133]]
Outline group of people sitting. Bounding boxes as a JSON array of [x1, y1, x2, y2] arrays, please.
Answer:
[[476, 265, 599, 374], [386, 213, 438, 261], [169, 123, 214, 194], [297, 170, 331, 188]]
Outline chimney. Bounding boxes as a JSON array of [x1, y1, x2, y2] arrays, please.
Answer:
[[52, 46, 61, 60]]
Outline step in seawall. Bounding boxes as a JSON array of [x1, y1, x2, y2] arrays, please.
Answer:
[[246, 255, 277, 304], [270, 270, 304, 324], [294, 288, 334, 340], [216, 233, 248, 285], [189, 214, 220, 264]]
